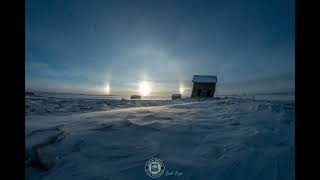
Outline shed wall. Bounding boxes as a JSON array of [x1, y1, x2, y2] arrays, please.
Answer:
[[191, 83, 216, 98]]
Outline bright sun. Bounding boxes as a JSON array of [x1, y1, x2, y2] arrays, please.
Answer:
[[179, 85, 185, 94], [179, 87, 184, 94], [104, 84, 110, 95], [139, 81, 152, 96]]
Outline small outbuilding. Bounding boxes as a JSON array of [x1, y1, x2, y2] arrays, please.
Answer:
[[191, 75, 217, 98], [130, 95, 141, 100], [172, 94, 182, 100]]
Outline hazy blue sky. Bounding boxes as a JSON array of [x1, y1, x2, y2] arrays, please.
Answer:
[[26, 0, 294, 96]]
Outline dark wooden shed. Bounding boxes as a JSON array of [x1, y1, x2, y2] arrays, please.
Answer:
[[191, 75, 217, 98], [130, 95, 141, 100]]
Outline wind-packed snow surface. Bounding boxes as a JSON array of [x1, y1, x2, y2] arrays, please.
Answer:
[[25, 92, 294, 180]]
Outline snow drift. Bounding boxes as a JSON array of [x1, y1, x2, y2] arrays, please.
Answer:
[[25, 92, 294, 180]]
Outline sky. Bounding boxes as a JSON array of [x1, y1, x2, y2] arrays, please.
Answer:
[[26, 0, 295, 96]]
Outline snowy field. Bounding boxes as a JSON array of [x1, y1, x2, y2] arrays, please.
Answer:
[[25, 92, 294, 180]]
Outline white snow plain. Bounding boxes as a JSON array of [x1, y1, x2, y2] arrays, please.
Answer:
[[25, 92, 294, 180]]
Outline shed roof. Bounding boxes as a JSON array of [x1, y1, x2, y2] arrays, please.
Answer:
[[192, 75, 217, 83]]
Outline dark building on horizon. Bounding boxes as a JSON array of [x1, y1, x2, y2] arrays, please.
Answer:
[[130, 95, 141, 100], [191, 75, 217, 98], [172, 93, 182, 100]]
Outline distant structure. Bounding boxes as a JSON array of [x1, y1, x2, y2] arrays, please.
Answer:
[[172, 94, 182, 100], [191, 75, 217, 98], [130, 95, 141, 100]]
